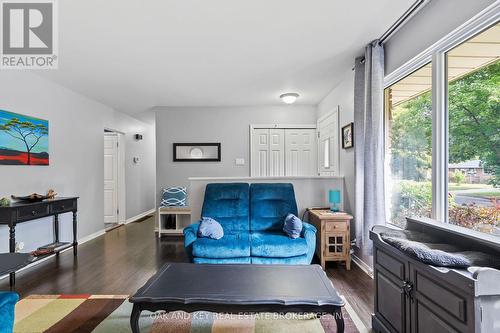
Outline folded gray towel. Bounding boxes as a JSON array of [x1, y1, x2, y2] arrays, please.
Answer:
[[376, 225, 500, 269], [381, 235, 471, 268]]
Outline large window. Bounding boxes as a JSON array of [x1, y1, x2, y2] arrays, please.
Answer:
[[384, 21, 500, 235], [446, 23, 500, 234], [385, 65, 433, 227]]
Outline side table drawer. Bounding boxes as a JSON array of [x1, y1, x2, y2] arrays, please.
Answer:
[[325, 222, 348, 232]]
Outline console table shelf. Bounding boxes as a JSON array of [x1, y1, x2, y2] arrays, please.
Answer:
[[0, 197, 79, 287]]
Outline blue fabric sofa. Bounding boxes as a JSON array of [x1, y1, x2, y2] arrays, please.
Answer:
[[184, 183, 317, 264], [0, 291, 18, 333]]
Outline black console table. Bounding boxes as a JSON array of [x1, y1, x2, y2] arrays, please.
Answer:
[[0, 197, 78, 286]]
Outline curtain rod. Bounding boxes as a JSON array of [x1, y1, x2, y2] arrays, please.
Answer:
[[379, 0, 429, 44], [352, 0, 429, 70]]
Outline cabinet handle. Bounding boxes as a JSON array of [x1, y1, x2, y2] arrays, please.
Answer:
[[402, 281, 414, 300]]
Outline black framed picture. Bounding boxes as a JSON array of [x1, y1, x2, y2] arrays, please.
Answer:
[[341, 123, 354, 149], [173, 143, 221, 162]]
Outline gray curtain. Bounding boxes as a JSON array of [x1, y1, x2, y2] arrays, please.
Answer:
[[354, 40, 386, 252]]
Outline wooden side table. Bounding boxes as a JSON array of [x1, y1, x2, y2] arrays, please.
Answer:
[[307, 209, 353, 270], [157, 206, 191, 237]]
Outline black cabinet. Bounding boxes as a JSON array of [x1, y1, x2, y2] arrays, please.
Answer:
[[371, 222, 500, 333]]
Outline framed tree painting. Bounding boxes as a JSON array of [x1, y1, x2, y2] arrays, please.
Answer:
[[0, 110, 49, 165], [342, 122, 354, 149]]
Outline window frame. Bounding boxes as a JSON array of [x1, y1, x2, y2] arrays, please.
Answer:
[[383, 3, 499, 225]]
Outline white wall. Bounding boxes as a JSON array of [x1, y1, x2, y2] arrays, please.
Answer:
[[385, 0, 495, 75], [155, 105, 317, 201], [317, 70, 355, 216], [0, 71, 155, 252]]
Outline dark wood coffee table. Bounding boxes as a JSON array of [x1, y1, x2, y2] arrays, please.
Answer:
[[129, 263, 345, 333]]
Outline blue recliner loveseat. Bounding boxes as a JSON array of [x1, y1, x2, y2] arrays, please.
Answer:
[[184, 183, 317, 264]]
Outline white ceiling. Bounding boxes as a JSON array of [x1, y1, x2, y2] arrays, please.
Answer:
[[37, 0, 415, 115]]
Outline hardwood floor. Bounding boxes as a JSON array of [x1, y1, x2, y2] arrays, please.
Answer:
[[1, 216, 374, 328]]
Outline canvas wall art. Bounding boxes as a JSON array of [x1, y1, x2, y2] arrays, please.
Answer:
[[0, 110, 49, 165], [173, 143, 221, 162]]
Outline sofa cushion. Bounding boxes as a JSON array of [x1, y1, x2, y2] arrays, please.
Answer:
[[201, 183, 250, 232], [192, 232, 250, 259], [250, 183, 298, 231], [250, 232, 307, 258]]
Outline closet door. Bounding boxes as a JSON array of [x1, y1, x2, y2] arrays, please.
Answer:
[[318, 109, 339, 176], [269, 129, 285, 176], [285, 129, 317, 176], [251, 129, 269, 176]]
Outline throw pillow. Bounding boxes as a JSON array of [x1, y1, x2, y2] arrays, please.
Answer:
[[161, 186, 187, 207], [283, 213, 303, 239], [198, 217, 224, 240]]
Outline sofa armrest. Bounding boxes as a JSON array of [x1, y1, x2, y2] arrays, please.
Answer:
[[0, 292, 18, 333], [301, 222, 317, 264], [0, 291, 18, 308], [183, 222, 200, 261]]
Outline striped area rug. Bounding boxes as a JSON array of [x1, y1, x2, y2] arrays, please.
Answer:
[[14, 295, 365, 333]]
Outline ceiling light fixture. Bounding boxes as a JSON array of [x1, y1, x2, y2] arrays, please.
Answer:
[[280, 93, 299, 104]]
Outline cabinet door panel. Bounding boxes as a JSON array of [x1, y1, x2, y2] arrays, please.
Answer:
[[375, 269, 406, 333], [415, 301, 459, 333], [376, 248, 405, 280], [269, 129, 285, 176], [285, 129, 317, 176], [410, 263, 474, 333], [251, 129, 269, 177], [416, 272, 466, 321]]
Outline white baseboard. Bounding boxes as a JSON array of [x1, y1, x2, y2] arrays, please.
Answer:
[[0, 227, 106, 281], [78, 229, 106, 244], [125, 208, 155, 224], [352, 254, 374, 278]]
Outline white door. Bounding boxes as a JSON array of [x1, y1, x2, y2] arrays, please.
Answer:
[[269, 129, 285, 176], [251, 129, 269, 177], [317, 108, 339, 175], [285, 129, 317, 176], [104, 135, 118, 223]]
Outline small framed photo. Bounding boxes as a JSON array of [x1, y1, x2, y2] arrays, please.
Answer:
[[342, 123, 354, 149], [173, 143, 221, 162]]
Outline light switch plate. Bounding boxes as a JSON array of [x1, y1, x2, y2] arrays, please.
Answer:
[[235, 158, 245, 166]]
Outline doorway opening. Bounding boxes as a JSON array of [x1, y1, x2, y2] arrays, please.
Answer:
[[104, 129, 125, 231]]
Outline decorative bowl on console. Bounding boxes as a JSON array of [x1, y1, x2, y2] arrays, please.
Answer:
[[11, 193, 48, 202]]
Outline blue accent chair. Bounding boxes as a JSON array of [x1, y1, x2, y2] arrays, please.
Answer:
[[0, 292, 18, 333], [184, 183, 317, 264]]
